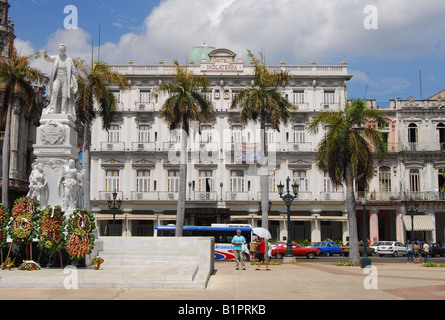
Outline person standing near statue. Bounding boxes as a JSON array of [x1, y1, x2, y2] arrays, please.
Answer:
[[231, 229, 246, 270], [42, 43, 77, 117]]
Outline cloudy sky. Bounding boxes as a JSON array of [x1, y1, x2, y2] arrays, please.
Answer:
[[11, 0, 445, 106]]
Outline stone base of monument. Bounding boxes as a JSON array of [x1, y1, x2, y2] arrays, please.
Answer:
[[30, 113, 103, 266], [33, 113, 79, 160], [0, 237, 214, 289]]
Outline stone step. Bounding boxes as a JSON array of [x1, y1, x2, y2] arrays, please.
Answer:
[[0, 265, 205, 289], [97, 247, 198, 265]]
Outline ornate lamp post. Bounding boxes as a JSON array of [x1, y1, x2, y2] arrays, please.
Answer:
[[107, 190, 122, 236], [405, 198, 419, 241], [361, 198, 371, 268], [277, 177, 299, 261]]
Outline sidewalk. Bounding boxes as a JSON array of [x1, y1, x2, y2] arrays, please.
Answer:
[[0, 261, 444, 300]]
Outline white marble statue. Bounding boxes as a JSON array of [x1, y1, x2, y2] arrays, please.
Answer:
[[27, 162, 47, 206], [42, 43, 78, 118], [58, 159, 81, 211]]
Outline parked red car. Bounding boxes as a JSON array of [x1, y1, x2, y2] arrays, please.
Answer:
[[271, 242, 321, 259]]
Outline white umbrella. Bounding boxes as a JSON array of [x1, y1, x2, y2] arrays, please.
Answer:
[[252, 227, 272, 240]]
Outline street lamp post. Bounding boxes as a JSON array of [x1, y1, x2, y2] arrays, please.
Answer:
[[277, 177, 299, 262], [405, 198, 419, 241], [107, 190, 122, 236], [361, 198, 371, 268]]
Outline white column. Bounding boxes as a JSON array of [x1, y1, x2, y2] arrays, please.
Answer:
[[311, 210, 321, 242], [396, 207, 405, 243], [369, 207, 379, 243], [425, 210, 436, 243]]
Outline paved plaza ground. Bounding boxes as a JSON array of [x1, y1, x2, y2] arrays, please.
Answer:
[[0, 260, 444, 301]]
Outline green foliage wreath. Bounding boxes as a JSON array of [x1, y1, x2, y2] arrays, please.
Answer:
[[0, 204, 10, 248], [38, 205, 66, 254], [66, 209, 96, 259], [9, 197, 39, 243]]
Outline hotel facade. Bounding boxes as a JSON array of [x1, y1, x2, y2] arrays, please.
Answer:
[[89, 44, 445, 245]]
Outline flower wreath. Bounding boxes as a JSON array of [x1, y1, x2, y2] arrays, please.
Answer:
[[66, 209, 96, 259], [10, 197, 39, 243], [0, 204, 10, 249], [38, 205, 66, 254]]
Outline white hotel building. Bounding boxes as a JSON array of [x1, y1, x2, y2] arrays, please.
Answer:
[[89, 44, 445, 244]]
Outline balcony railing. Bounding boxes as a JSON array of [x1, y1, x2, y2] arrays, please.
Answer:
[[100, 141, 126, 151], [355, 191, 402, 201], [134, 102, 156, 112], [99, 191, 124, 201], [319, 192, 345, 201], [131, 142, 157, 152], [130, 191, 178, 201], [355, 191, 445, 201], [286, 142, 313, 152], [226, 191, 249, 201], [191, 191, 217, 201], [401, 142, 445, 152]]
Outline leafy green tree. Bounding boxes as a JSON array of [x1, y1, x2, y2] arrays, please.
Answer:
[[307, 98, 388, 263], [154, 61, 214, 236], [0, 37, 47, 208], [231, 51, 294, 247], [75, 59, 129, 210]]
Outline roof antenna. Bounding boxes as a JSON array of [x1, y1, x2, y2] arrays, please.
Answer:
[[419, 69, 423, 100]]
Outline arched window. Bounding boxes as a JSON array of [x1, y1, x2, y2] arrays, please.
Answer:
[[408, 123, 418, 151], [408, 123, 417, 143]]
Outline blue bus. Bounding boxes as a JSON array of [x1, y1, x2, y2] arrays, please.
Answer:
[[154, 224, 253, 260]]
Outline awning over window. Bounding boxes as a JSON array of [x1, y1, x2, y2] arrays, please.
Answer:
[[402, 215, 435, 231]]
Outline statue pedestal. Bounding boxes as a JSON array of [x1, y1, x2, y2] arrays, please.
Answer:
[[33, 114, 79, 161], [31, 113, 80, 209]]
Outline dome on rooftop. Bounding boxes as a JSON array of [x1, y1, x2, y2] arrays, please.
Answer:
[[188, 43, 216, 65]]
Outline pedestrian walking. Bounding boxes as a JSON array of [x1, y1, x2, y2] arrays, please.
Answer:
[[255, 237, 270, 271], [413, 241, 420, 263], [422, 241, 430, 263], [249, 237, 258, 261], [406, 241, 414, 263], [231, 229, 246, 270]]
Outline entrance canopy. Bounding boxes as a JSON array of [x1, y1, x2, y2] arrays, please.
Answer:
[[402, 215, 435, 231]]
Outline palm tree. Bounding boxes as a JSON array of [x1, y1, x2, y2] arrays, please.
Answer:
[[231, 51, 294, 244], [154, 61, 214, 236], [307, 98, 388, 263], [0, 37, 47, 208], [75, 59, 129, 211]]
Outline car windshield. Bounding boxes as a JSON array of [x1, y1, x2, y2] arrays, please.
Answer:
[[380, 241, 394, 245]]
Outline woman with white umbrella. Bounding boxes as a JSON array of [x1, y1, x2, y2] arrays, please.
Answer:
[[255, 237, 270, 271], [252, 227, 271, 271]]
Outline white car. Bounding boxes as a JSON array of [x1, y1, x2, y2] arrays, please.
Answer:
[[369, 241, 384, 253], [376, 241, 407, 257]]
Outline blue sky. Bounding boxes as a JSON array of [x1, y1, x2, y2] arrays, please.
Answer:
[[10, 0, 445, 107]]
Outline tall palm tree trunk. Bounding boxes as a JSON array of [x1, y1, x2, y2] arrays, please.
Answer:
[[2, 102, 12, 208], [346, 164, 359, 263], [175, 128, 188, 236], [260, 112, 270, 260]]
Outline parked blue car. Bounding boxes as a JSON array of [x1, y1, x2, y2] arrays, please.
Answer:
[[307, 241, 341, 256]]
